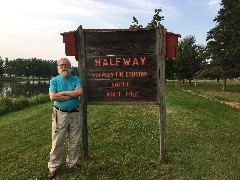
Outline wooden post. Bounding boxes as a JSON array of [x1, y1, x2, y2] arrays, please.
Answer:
[[157, 23, 167, 162], [75, 25, 89, 159]]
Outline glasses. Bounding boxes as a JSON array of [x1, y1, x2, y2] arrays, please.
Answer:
[[58, 64, 70, 68]]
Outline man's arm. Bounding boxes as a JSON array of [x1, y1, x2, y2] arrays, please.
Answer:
[[49, 86, 83, 101]]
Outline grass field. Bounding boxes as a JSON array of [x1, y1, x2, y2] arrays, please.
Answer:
[[0, 80, 240, 179]]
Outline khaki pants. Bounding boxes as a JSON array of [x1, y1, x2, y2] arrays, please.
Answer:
[[48, 108, 82, 171]]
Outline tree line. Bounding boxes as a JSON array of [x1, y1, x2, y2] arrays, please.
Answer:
[[0, 57, 79, 79]]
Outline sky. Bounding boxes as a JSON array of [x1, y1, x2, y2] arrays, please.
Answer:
[[0, 0, 221, 67]]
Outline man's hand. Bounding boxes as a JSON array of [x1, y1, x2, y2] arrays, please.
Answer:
[[73, 86, 83, 95]]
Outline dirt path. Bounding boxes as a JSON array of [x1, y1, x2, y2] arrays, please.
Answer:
[[222, 102, 240, 109], [184, 90, 240, 109]]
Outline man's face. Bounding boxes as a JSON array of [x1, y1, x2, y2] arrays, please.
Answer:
[[57, 60, 71, 77]]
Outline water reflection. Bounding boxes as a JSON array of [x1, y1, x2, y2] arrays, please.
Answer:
[[0, 81, 49, 97]]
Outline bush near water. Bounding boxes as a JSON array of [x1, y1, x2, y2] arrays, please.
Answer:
[[0, 94, 49, 115]]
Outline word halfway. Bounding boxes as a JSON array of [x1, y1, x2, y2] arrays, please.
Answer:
[[94, 56, 146, 66]]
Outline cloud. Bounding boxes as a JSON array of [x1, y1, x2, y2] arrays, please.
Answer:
[[206, 0, 221, 14], [58, 0, 156, 28], [208, 0, 221, 6]]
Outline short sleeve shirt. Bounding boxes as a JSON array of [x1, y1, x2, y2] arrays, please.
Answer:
[[49, 75, 82, 110]]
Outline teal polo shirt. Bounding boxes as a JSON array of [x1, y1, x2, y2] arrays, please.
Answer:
[[49, 75, 82, 110]]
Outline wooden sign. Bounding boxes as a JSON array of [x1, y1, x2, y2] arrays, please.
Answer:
[[76, 28, 160, 104], [73, 25, 166, 162]]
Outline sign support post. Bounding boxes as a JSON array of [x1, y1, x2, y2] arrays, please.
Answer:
[[157, 24, 166, 162], [75, 25, 89, 159]]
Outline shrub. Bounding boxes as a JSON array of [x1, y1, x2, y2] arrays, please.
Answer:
[[30, 93, 50, 105], [0, 94, 50, 115], [0, 97, 13, 114], [11, 97, 30, 111]]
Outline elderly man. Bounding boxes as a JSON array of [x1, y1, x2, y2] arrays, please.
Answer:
[[47, 58, 83, 179]]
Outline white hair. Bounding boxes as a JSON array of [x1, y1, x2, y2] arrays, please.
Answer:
[[57, 58, 71, 66]]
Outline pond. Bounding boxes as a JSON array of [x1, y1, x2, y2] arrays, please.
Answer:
[[0, 81, 50, 98]]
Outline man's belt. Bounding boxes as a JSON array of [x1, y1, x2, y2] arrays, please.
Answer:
[[54, 106, 79, 113]]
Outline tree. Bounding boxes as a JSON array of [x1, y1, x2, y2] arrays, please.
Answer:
[[0, 56, 4, 77], [206, 0, 240, 91], [1, 57, 59, 79], [4, 58, 13, 77], [146, 9, 164, 28], [165, 58, 178, 80], [129, 16, 143, 29], [71, 67, 79, 76], [48, 60, 58, 78], [198, 62, 222, 81], [14, 58, 25, 77], [175, 36, 206, 84], [129, 9, 164, 29], [24, 59, 31, 79]]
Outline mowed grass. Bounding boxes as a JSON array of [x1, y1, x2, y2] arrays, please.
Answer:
[[172, 80, 240, 103], [0, 81, 240, 179]]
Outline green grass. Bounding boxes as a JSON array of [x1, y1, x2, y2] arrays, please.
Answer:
[[168, 80, 240, 104], [166, 84, 240, 179], [1, 81, 240, 179]]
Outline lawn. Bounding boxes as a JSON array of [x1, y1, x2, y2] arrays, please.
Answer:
[[171, 80, 240, 104], [0, 80, 240, 179]]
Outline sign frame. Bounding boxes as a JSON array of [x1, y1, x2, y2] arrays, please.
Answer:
[[75, 24, 166, 162]]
